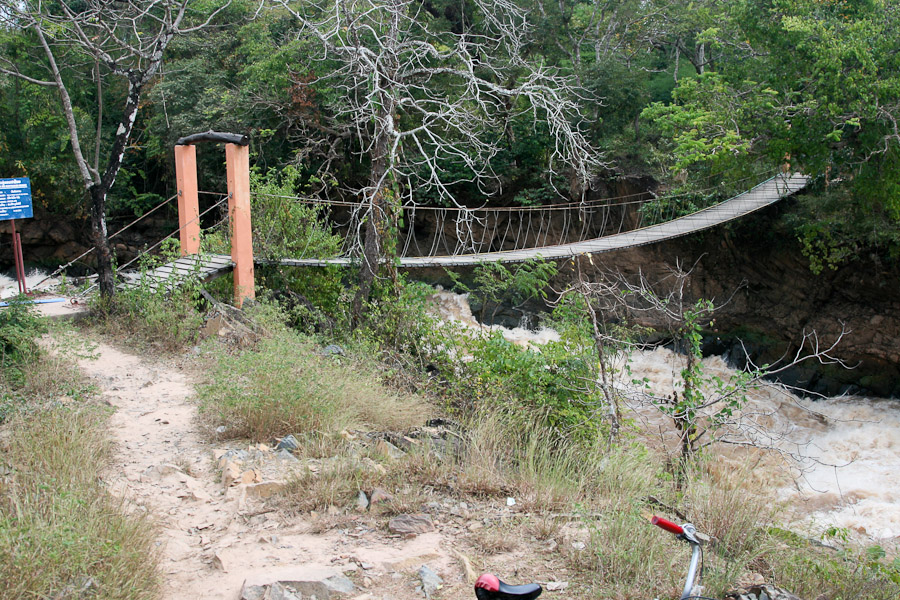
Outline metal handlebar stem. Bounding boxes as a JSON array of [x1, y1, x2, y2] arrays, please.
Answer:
[[679, 524, 702, 600]]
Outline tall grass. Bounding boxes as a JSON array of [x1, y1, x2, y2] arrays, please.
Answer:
[[197, 328, 430, 441], [1, 307, 159, 599], [0, 407, 160, 599]]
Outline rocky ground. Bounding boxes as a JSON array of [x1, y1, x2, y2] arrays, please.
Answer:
[[73, 337, 583, 600]]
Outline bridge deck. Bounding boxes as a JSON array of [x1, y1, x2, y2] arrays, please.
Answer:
[[121, 253, 234, 291], [272, 172, 809, 268]]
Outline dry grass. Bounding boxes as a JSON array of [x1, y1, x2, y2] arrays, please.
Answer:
[[470, 527, 517, 555], [1, 326, 98, 420], [526, 516, 562, 541], [454, 409, 660, 513], [0, 314, 159, 600], [278, 442, 444, 515], [197, 330, 430, 442], [0, 407, 160, 600]]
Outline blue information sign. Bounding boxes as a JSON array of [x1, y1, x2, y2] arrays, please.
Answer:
[[0, 178, 33, 221]]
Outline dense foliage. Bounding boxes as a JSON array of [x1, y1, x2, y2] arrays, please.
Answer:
[[1, 0, 899, 268]]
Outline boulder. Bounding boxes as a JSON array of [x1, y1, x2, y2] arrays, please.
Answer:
[[240, 568, 356, 600], [389, 513, 435, 536], [417, 565, 443, 599]]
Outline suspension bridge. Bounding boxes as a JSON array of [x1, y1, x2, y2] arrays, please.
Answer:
[[61, 134, 809, 306], [274, 171, 809, 267]]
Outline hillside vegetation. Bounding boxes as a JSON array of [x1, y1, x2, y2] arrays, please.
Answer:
[[2, 0, 899, 281], [4, 261, 899, 598]]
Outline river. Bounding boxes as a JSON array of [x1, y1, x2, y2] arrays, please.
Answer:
[[429, 287, 900, 545]]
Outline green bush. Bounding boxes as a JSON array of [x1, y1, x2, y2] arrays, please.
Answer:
[[0, 297, 46, 385], [356, 278, 458, 371], [458, 331, 600, 433], [250, 166, 344, 312]]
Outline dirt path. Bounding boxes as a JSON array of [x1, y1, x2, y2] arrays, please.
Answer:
[[76, 340, 466, 600]]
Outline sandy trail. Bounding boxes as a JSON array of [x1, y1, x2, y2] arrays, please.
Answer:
[[77, 341, 458, 600]]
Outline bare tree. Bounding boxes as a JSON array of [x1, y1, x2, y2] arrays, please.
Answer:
[[276, 0, 606, 319], [0, 0, 231, 296], [551, 256, 635, 445], [556, 256, 851, 474]]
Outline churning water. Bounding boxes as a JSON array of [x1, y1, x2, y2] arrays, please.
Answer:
[[0, 269, 57, 299], [429, 288, 900, 543], [630, 347, 900, 542]]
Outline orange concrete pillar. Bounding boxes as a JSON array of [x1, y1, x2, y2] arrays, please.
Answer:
[[225, 143, 255, 306], [174, 144, 201, 256]]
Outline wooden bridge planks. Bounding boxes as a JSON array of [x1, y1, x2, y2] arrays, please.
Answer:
[[121, 254, 233, 291]]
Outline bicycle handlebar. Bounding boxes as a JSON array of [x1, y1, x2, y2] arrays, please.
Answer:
[[651, 515, 684, 535]]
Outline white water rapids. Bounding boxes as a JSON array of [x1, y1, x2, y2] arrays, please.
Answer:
[[429, 288, 900, 545], [0, 269, 58, 299]]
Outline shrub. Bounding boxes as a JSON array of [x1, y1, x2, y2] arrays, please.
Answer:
[[0, 297, 46, 385], [89, 242, 205, 352], [197, 328, 429, 441], [250, 166, 344, 312]]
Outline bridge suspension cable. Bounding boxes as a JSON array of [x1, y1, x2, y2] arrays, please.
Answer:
[[251, 169, 806, 267]]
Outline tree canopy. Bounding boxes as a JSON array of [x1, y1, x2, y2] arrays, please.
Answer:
[[2, 0, 899, 273]]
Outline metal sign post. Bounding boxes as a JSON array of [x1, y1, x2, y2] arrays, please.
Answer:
[[0, 178, 34, 295]]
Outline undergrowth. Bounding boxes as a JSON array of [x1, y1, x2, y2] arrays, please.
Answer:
[[0, 308, 159, 600], [87, 240, 205, 353], [30, 240, 896, 600], [238, 273, 900, 600]]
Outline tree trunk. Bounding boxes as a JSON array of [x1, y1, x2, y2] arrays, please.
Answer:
[[352, 205, 383, 321], [351, 146, 389, 323], [89, 183, 116, 297], [92, 76, 144, 298], [351, 65, 399, 323]]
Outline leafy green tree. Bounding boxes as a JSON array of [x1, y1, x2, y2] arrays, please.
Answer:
[[0, 0, 232, 295]]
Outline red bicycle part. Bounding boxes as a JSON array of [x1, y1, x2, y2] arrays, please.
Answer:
[[651, 515, 685, 535]]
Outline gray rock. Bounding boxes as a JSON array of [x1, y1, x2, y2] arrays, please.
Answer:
[[221, 448, 249, 462], [240, 582, 301, 600], [417, 565, 443, 598], [276, 435, 300, 452], [240, 572, 356, 600], [276, 449, 299, 462], [356, 490, 370, 511], [322, 344, 344, 356], [389, 513, 435, 536]]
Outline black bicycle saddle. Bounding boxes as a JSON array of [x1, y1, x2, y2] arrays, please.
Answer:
[[474, 574, 542, 600]]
